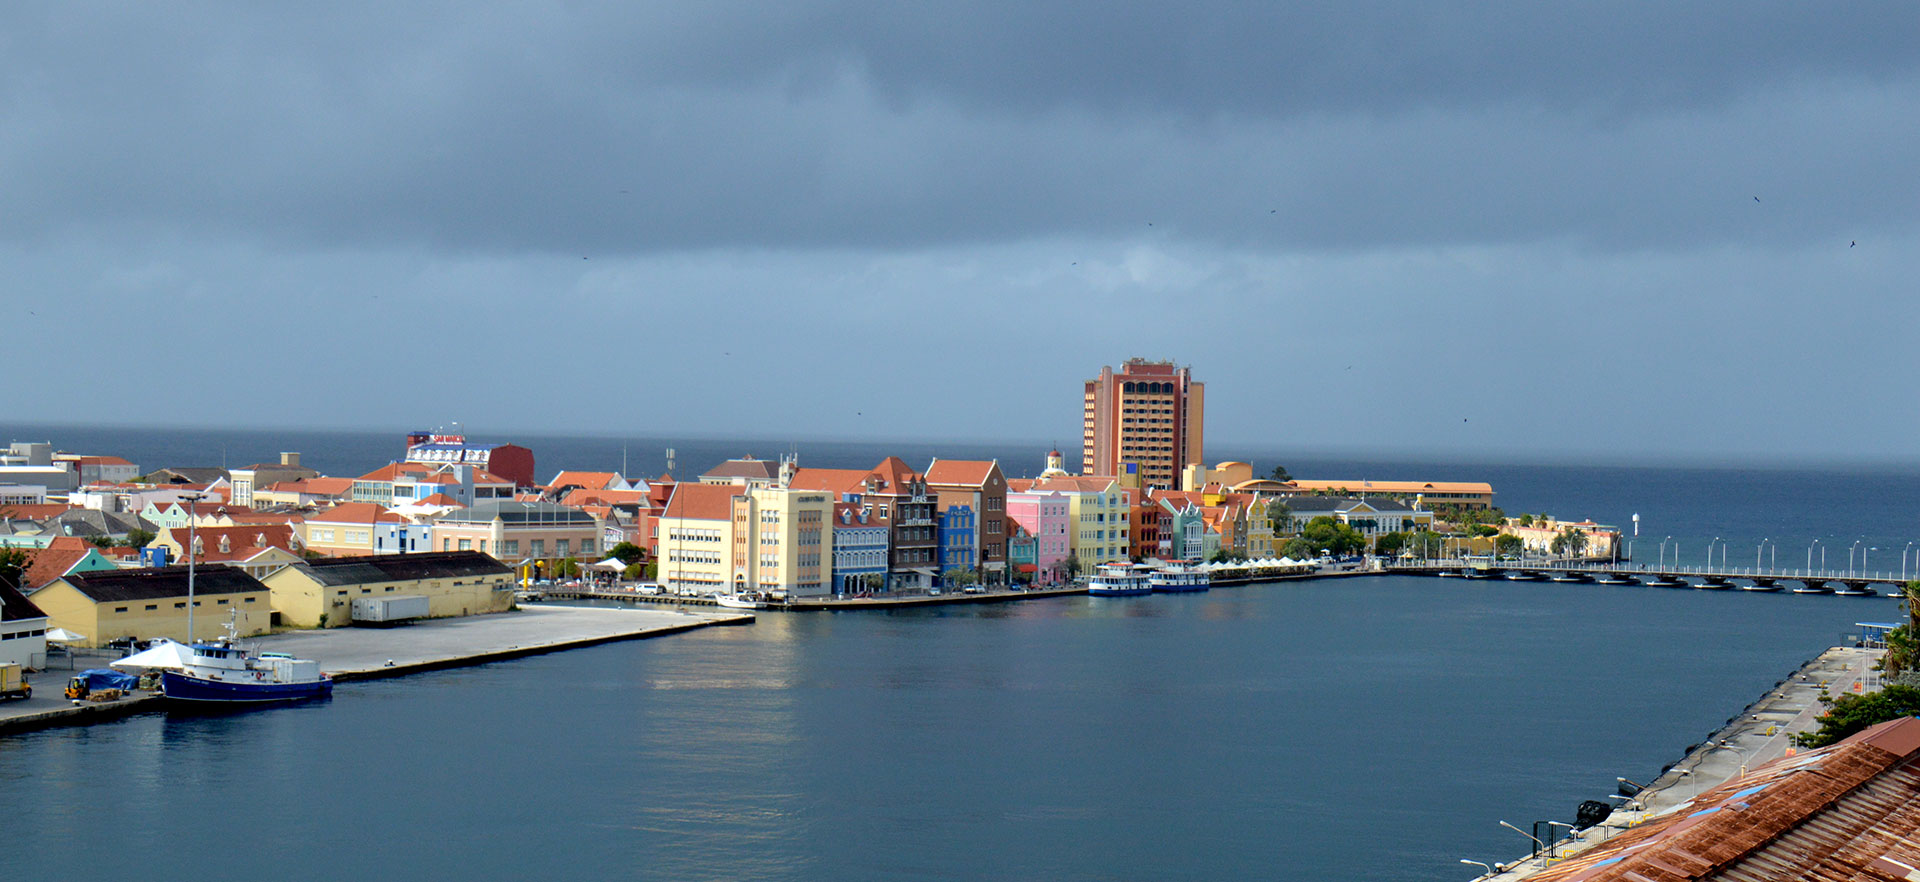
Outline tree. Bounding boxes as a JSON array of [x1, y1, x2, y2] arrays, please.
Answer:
[[1517, 514, 1534, 527], [1062, 554, 1082, 577], [1550, 528, 1590, 557], [1494, 534, 1524, 558], [1374, 532, 1409, 557], [1267, 502, 1294, 534], [608, 542, 646, 565], [1882, 581, 1920, 678], [1280, 537, 1316, 560], [1268, 464, 1292, 482], [90, 535, 116, 549], [943, 567, 977, 587], [1300, 516, 1364, 557], [623, 561, 649, 581], [1209, 548, 1248, 563], [124, 528, 156, 549], [1794, 684, 1920, 748], [0, 547, 29, 590], [553, 557, 580, 579]]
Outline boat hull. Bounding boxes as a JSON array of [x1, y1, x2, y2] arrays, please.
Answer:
[[160, 670, 333, 704], [1087, 585, 1152, 596]]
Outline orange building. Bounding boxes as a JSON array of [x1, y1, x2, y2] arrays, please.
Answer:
[[1082, 358, 1204, 491]]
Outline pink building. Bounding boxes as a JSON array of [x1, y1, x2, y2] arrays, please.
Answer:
[[1006, 489, 1071, 583]]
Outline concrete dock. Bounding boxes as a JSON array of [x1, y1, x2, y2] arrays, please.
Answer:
[[0, 605, 750, 736], [1470, 644, 1883, 880]]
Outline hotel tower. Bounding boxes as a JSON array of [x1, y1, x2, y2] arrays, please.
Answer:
[[1081, 358, 1204, 490]]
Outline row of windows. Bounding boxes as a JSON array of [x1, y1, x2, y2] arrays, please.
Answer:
[[1, 628, 46, 641], [111, 597, 257, 613], [668, 551, 723, 564]]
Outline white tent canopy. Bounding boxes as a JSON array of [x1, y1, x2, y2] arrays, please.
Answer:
[[110, 639, 194, 672], [585, 557, 628, 573], [45, 627, 86, 643]]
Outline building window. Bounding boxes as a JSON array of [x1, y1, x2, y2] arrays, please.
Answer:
[[458, 539, 472, 551], [145, 604, 157, 611]]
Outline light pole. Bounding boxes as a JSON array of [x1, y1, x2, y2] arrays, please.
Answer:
[[1460, 859, 1496, 877], [180, 490, 206, 644], [1500, 819, 1549, 861], [1809, 539, 1820, 576], [1851, 540, 1862, 577], [1660, 536, 1670, 568], [1906, 542, 1915, 581], [1546, 821, 1580, 859], [1707, 740, 1758, 777], [1710, 537, 1720, 572], [1757, 538, 1768, 571]]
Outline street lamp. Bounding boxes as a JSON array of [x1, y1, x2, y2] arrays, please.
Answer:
[[1707, 740, 1758, 778], [1710, 537, 1720, 572], [1852, 540, 1862, 577], [1546, 821, 1580, 858], [1905, 542, 1915, 581], [180, 490, 206, 644], [1809, 539, 1821, 576], [1460, 859, 1496, 877], [1660, 536, 1671, 568], [1500, 819, 1549, 860]]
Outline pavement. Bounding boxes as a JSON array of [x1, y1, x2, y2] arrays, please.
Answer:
[[0, 605, 750, 734], [1465, 644, 1884, 880]]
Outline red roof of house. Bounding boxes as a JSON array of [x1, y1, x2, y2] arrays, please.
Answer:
[[661, 483, 740, 522], [925, 459, 1002, 487], [1028, 476, 1119, 494], [414, 493, 459, 507], [562, 488, 650, 507], [20, 545, 95, 590], [787, 468, 871, 495], [165, 524, 299, 561], [0, 503, 74, 521], [548, 471, 623, 492], [76, 455, 134, 466], [864, 456, 923, 494], [306, 502, 405, 525]]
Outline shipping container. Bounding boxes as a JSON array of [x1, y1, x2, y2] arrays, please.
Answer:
[[350, 595, 430, 625]]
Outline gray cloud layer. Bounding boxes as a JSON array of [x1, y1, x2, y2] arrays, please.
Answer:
[[3, 3, 1916, 461]]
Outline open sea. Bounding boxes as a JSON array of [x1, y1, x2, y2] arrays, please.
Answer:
[[2, 424, 1917, 880]]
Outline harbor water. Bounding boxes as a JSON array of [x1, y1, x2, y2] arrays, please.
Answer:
[[1, 424, 1915, 879], [0, 578, 1885, 881]]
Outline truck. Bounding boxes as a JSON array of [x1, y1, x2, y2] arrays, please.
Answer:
[[0, 663, 29, 701], [351, 594, 430, 626]]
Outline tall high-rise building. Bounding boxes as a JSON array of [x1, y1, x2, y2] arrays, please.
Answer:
[[1081, 358, 1204, 489]]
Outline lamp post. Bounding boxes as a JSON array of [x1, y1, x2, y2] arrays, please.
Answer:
[[1710, 537, 1720, 572], [1851, 540, 1862, 577], [1460, 859, 1496, 877], [1546, 821, 1580, 859], [1500, 819, 1549, 861], [1660, 536, 1671, 568], [1905, 542, 1915, 581], [1757, 538, 1768, 571], [1809, 539, 1820, 576], [1707, 740, 1758, 777], [180, 490, 206, 644]]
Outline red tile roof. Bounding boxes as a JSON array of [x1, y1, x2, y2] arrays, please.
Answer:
[[787, 468, 871, 495], [548, 471, 623, 492], [20, 545, 95, 590], [863, 457, 923, 494], [0, 503, 74, 520], [414, 493, 459, 506], [306, 502, 405, 525], [925, 459, 1002, 487], [164, 524, 300, 561], [661, 483, 740, 522]]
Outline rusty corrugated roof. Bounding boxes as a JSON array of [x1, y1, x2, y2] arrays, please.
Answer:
[[1529, 716, 1920, 882]]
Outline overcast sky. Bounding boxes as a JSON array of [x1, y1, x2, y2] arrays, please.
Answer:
[[4, 3, 1917, 464]]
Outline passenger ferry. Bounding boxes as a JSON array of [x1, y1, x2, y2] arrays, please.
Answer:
[[1087, 563, 1152, 596], [1149, 562, 1211, 593]]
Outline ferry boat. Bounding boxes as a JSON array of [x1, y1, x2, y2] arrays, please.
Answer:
[[1087, 563, 1152, 596], [1149, 562, 1211, 593], [158, 621, 332, 704]]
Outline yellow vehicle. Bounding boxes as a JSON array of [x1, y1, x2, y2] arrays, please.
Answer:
[[0, 663, 29, 701]]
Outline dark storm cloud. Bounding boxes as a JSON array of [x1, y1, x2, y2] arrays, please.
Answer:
[[3, 2, 1917, 256]]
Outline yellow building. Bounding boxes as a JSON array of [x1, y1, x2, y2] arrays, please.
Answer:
[[431, 501, 602, 573], [261, 550, 515, 628], [655, 472, 836, 598], [32, 565, 271, 648]]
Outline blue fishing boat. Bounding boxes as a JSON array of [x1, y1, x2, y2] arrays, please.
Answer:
[[159, 620, 331, 704]]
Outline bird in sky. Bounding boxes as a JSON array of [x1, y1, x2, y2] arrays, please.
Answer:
[[1753, 196, 1761, 202], [1851, 241, 1857, 247]]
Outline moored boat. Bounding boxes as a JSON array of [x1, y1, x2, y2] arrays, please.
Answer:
[[712, 591, 770, 609], [1149, 562, 1211, 593], [1087, 563, 1152, 596], [159, 627, 332, 704]]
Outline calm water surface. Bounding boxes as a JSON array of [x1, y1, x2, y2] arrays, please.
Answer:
[[0, 578, 1883, 881]]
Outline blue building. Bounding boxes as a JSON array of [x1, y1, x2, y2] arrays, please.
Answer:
[[936, 504, 977, 585], [831, 503, 889, 595]]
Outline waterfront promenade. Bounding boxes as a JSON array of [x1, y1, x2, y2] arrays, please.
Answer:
[[0, 605, 750, 735], [1467, 644, 1883, 880]]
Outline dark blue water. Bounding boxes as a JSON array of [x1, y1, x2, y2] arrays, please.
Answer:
[[0, 582, 1879, 881], [2, 424, 1915, 880]]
